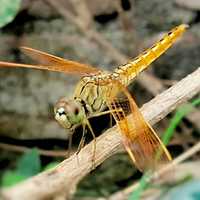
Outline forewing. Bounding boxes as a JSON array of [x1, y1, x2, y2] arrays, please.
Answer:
[[20, 46, 69, 66], [106, 81, 171, 172], [0, 47, 101, 76]]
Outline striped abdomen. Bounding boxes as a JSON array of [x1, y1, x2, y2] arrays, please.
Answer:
[[112, 24, 188, 86]]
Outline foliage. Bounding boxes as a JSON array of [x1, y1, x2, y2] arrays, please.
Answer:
[[0, 148, 61, 188], [1, 171, 27, 187], [0, 0, 21, 28], [128, 172, 151, 200], [1, 149, 41, 187], [162, 97, 200, 145]]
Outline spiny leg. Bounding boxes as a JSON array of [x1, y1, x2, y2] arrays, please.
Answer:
[[82, 109, 122, 168], [75, 124, 86, 165], [76, 124, 86, 154]]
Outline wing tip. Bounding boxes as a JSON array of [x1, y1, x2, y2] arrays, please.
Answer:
[[20, 46, 29, 50]]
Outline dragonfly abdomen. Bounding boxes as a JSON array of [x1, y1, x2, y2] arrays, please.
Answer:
[[113, 24, 188, 86]]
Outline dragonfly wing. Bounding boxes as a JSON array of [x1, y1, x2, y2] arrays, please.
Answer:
[[106, 80, 171, 172], [0, 47, 101, 76], [20, 47, 101, 75], [20, 46, 70, 66]]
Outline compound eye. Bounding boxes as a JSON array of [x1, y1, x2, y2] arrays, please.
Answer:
[[57, 107, 66, 116]]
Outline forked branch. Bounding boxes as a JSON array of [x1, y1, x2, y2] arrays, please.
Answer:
[[0, 68, 200, 200]]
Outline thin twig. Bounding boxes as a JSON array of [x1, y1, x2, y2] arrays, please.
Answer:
[[0, 143, 68, 157], [114, 0, 139, 53], [69, 0, 93, 29], [0, 68, 199, 200]]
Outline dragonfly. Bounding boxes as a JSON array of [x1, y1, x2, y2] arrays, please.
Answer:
[[0, 24, 188, 171]]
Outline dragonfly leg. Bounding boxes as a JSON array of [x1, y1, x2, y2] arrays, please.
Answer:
[[85, 120, 96, 170], [67, 134, 73, 158], [75, 124, 86, 165], [76, 124, 86, 154], [90, 109, 123, 128], [109, 113, 113, 128], [90, 109, 121, 118]]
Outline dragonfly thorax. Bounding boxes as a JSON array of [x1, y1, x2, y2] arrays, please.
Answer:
[[54, 97, 86, 130]]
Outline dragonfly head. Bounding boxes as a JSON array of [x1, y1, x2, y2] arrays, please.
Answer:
[[54, 98, 86, 130]]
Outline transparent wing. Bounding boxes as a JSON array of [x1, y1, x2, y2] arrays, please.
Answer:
[[106, 80, 171, 172], [0, 47, 101, 76]]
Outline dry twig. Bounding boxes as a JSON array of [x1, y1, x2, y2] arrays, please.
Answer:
[[0, 68, 199, 200], [0, 143, 68, 157]]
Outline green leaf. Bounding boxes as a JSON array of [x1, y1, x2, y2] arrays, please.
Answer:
[[1, 149, 41, 187], [16, 148, 41, 177], [0, 0, 21, 28], [162, 97, 200, 145], [128, 172, 151, 200], [1, 171, 27, 187]]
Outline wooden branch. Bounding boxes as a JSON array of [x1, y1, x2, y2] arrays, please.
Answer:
[[0, 68, 199, 200], [0, 143, 68, 157]]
